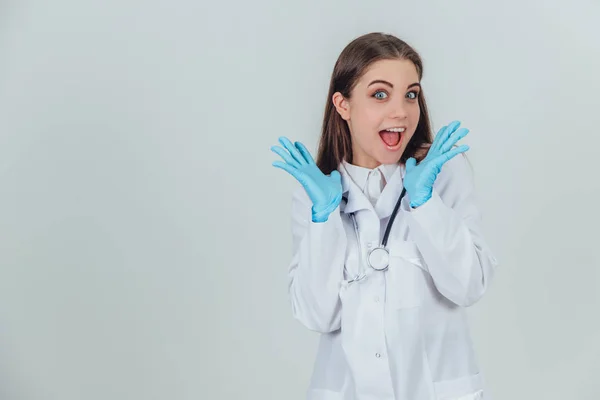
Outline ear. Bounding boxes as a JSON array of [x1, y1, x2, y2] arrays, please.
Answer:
[[332, 92, 350, 121]]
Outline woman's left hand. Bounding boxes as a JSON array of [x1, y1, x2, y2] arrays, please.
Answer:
[[403, 120, 470, 208]]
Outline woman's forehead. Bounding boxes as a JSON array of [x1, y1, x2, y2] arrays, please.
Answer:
[[357, 59, 419, 87]]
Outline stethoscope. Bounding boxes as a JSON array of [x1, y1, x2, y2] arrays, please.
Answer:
[[341, 187, 407, 284]]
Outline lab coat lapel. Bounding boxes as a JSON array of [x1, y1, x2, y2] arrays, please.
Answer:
[[338, 163, 373, 214], [374, 163, 406, 219]]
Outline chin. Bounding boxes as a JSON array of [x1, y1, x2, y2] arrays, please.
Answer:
[[378, 147, 407, 164], [376, 155, 401, 165]]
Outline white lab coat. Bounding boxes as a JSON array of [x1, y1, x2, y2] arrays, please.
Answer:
[[287, 154, 499, 400]]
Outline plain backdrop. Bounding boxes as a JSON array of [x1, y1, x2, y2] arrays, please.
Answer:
[[0, 0, 599, 399]]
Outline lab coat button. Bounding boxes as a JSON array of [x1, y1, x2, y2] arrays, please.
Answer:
[[375, 352, 381, 358]]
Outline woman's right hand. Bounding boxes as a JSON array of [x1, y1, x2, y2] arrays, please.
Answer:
[[271, 136, 343, 222]]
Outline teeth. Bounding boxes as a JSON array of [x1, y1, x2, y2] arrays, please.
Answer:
[[385, 128, 405, 133]]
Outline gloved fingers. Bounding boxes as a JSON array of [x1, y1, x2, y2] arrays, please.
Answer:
[[429, 124, 447, 153], [405, 157, 417, 172], [272, 160, 304, 182], [329, 170, 341, 181], [271, 145, 301, 169], [278, 137, 307, 166], [435, 144, 470, 167], [432, 120, 461, 153], [294, 141, 316, 165], [440, 127, 469, 153]]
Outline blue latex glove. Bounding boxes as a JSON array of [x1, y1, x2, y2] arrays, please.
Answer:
[[404, 120, 470, 208], [271, 137, 343, 223]]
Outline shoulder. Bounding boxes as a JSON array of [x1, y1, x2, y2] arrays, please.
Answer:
[[440, 151, 473, 179], [291, 186, 312, 221], [292, 185, 310, 205], [433, 151, 475, 198]]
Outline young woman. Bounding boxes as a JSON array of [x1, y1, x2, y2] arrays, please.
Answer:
[[271, 32, 498, 400]]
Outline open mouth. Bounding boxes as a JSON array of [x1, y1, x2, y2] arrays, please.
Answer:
[[379, 127, 405, 149]]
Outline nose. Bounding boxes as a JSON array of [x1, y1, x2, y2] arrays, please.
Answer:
[[388, 98, 409, 119]]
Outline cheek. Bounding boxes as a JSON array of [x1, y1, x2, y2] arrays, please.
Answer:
[[410, 104, 421, 123], [362, 107, 386, 133], [352, 105, 379, 134]]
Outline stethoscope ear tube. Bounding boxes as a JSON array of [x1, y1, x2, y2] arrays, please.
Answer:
[[381, 187, 406, 247]]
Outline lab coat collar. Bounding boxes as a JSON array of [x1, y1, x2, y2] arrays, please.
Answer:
[[339, 161, 406, 218], [342, 162, 399, 193]]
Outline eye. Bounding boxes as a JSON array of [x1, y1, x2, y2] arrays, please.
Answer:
[[373, 90, 388, 100], [406, 90, 419, 100]]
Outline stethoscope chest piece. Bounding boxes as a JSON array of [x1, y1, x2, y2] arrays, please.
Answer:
[[342, 186, 406, 276], [367, 247, 389, 271]]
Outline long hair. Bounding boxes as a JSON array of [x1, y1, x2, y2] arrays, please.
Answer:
[[316, 32, 434, 174]]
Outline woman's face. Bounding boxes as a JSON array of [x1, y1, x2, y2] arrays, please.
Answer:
[[333, 58, 421, 169]]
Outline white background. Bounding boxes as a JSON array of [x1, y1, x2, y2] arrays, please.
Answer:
[[0, 0, 598, 399]]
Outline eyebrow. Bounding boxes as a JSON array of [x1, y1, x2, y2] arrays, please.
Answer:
[[367, 80, 421, 90]]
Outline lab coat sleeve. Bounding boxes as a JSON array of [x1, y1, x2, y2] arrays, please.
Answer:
[[287, 186, 347, 333], [407, 153, 499, 307]]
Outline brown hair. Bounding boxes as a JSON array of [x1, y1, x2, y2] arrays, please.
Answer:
[[316, 32, 433, 174]]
